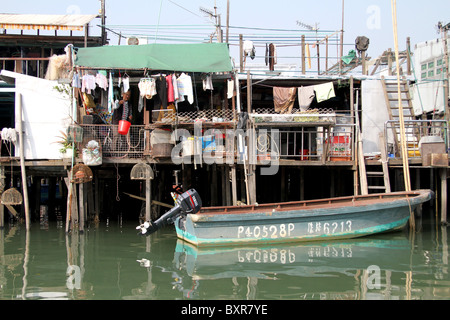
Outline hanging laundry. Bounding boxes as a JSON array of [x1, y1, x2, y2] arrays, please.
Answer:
[[273, 87, 297, 114], [123, 76, 130, 93], [172, 73, 179, 102], [138, 78, 157, 99], [177, 73, 194, 105], [298, 86, 315, 111], [243, 40, 256, 60], [108, 72, 114, 113], [269, 43, 277, 71], [82, 74, 96, 94], [202, 74, 213, 91], [166, 74, 175, 103], [227, 79, 234, 99], [72, 72, 81, 88], [314, 82, 335, 103], [138, 95, 144, 113], [95, 72, 108, 91], [154, 75, 168, 109]]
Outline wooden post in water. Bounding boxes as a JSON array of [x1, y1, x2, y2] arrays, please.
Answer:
[[0, 165, 4, 228], [17, 93, 30, 231], [78, 183, 85, 232], [440, 168, 448, 224]]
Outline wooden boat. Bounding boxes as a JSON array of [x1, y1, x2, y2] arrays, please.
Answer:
[[174, 189, 434, 247]]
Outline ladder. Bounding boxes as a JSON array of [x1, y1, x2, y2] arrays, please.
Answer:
[[381, 76, 419, 157], [355, 106, 391, 195], [365, 133, 391, 194]]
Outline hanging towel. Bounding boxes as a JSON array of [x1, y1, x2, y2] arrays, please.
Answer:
[[273, 87, 297, 114], [227, 79, 234, 99], [314, 82, 335, 103], [123, 76, 130, 93], [298, 86, 315, 111], [108, 72, 114, 113]]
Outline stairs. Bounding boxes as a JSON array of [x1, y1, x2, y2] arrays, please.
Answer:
[[381, 76, 419, 157]]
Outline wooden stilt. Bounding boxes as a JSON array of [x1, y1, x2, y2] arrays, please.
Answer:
[[79, 183, 85, 232], [17, 93, 30, 230], [440, 168, 448, 224], [0, 165, 4, 228], [145, 179, 151, 222], [231, 165, 237, 206], [299, 167, 305, 201]]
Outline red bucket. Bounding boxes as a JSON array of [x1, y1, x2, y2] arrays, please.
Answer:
[[118, 120, 131, 135]]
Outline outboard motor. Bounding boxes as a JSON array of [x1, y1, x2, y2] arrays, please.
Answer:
[[136, 189, 202, 236]]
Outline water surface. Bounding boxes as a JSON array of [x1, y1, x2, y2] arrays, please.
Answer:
[[0, 213, 448, 300]]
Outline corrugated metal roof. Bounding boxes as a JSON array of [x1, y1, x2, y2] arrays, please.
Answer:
[[0, 14, 98, 31]]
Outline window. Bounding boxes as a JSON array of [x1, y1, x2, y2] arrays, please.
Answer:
[[421, 57, 446, 80]]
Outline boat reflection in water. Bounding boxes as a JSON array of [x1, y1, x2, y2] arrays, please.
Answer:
[[137, 231, 443, 300]]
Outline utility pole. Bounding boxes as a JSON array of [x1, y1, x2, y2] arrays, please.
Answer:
[[100, 0, 107, 45], [340, 0, 345, 75], [438, 22, 450, 123]]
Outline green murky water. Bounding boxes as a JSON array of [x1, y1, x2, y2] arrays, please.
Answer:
[[0, 211, 449, 301]]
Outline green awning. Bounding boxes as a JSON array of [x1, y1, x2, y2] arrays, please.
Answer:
[[74, 43, 233, 73]]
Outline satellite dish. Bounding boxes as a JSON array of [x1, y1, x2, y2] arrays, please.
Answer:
[[128, 37, 139, 45]]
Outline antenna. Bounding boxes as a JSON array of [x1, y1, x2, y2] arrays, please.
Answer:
[[296, 20, 320, 31]]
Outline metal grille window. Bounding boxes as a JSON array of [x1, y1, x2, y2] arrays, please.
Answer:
[[80, 125, 146, 159]]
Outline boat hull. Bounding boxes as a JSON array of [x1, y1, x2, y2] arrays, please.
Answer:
[[175, 190, 433, 247]]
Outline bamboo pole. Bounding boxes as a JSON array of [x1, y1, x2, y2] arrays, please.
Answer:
[[391, 0, 411, 193], [17, 94, 30, 231]]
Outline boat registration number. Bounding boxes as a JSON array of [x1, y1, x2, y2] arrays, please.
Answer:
[[307, 220, 352, 235], [237, 224, 295, 239]]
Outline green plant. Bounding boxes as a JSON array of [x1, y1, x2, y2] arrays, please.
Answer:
[[55, 130, 78, 157]]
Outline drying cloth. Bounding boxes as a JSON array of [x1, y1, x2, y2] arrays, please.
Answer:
[[172, 74, 179, 101], [138, 78, 157, 99], [314, 82, 335, 103], [166, 75, 175, 103], [177, 73, 194, 104], [273, 87, 297, 114], [298, 86, 315, 111], [123, 76, 130, 93], [72, 72, 81, 88], [154, 75, 167, 109], [268, 43, 277, 71], [82, 74, 96, 94], [227, 79, 234, 99], [202, 74, 213, 91], [108, 72, 114, 113], [95, 73, 108, 91]]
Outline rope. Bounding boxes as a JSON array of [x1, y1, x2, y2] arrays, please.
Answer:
[[115, 163, 121, 201]]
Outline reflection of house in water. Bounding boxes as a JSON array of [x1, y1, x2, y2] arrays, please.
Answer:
[[0, 11, 448, 232]]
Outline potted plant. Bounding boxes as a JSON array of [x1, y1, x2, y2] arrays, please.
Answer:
[[55, 130, 78, 159]]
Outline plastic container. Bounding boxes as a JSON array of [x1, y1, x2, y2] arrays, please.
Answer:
[[118, 120, 131, 135]]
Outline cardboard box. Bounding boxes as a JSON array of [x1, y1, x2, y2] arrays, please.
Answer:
[[423, 153, 448, 167]]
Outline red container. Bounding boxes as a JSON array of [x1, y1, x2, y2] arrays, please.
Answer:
[[118, 120, 131, 135]]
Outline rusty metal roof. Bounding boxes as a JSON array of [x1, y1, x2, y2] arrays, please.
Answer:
[[0, 14, 98, 31]]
